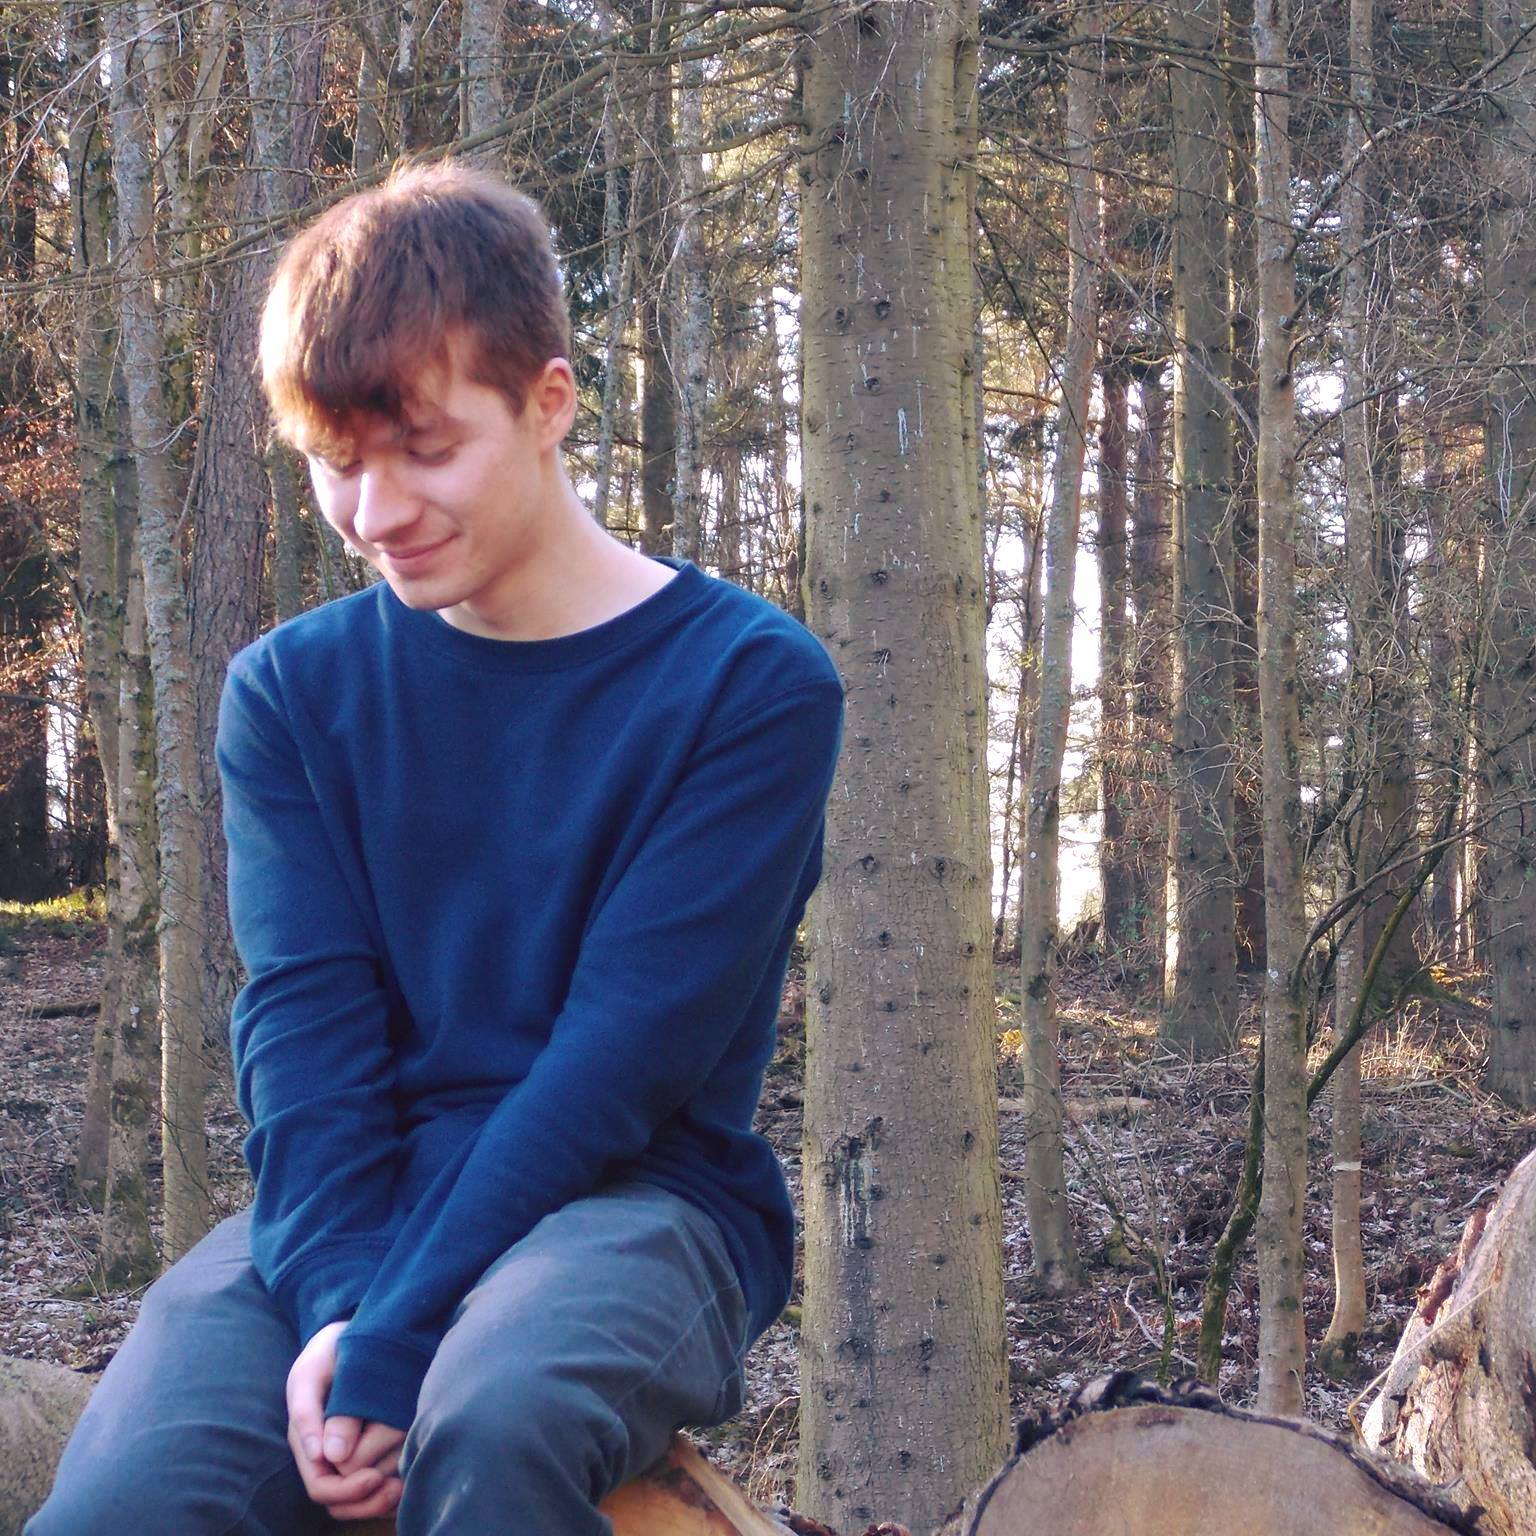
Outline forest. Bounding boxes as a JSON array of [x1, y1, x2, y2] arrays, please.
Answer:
[[1, 0, 1535, 1531]]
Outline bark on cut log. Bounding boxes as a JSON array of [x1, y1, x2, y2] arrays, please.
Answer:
[[941, 1374, 1481, 1536], [1362, 1145, 1536, 1535], [0, 1357, 95, 1536]]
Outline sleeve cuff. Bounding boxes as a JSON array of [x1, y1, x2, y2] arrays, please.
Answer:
[[328, 1331, 435, 1429], [270, 1241, 392, 1345]]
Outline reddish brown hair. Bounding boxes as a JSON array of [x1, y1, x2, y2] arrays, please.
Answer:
[[260, 161, 571, 452]]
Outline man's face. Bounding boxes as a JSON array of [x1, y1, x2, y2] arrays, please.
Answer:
[[302, 341, 570, 630]]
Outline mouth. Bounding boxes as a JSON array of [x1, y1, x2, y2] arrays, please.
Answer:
[[378, 536, 452, 569]]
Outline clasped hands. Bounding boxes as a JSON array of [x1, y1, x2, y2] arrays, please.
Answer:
[[286, 1321, 407, 1521]]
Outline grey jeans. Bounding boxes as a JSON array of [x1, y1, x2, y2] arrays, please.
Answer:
[[27, 1181, 749, 1536]]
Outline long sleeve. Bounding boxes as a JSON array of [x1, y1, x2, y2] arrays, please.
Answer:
[[325, 678, 844, 1427], [218, 652, 405, 1343]]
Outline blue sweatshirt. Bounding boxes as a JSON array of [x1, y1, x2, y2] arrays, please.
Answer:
[[216, 559, 844, 1429]]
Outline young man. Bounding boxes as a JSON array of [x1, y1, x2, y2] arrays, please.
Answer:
[[30, 162, 843, 1533]]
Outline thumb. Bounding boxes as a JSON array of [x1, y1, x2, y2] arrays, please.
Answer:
[[287, 1351, 332, 1465], [323, 1414, 364, 1468]]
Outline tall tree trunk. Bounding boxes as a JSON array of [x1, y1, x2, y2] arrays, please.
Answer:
[[593, 66, 633, 534], [187, 200, 271, 1057], [672, 44, 709, 562], [1480, 0, 1536, 1109], [1163, 0, 1237, 1054], [107, 0, 211, 1262], [635, 0, 676, 553], [246, 0, 327, 623], [351, 0, 390, 176], [98, 543, 161, 1287], [1098, 364, 1134, 956], [1017, 6, 1100, 1294], [460, 0, 505, 146], [1421, 420, 1459, 955], [1323, 0, 1418, 1368], [69, 0, 126, 1204], [1227, 0, 1266, 973], [798, 2, 1007, 1529], [1128, 364, 1171, 985], [1252, 0, 1307, 1416], [195, 0, 327, 1038]]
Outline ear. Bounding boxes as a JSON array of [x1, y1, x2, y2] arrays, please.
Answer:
[[527, 357, 577, 450]]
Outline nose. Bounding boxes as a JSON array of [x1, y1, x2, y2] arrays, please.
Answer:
[[353, 464, 420, 548]]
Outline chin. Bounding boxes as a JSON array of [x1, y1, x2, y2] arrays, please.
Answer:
[[382, 574, 457, 610]]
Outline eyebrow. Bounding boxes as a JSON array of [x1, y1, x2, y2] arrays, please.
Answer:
[[399, 416, 461, 440]]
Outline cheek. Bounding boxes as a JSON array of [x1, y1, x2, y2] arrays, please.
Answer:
[[311, 480, 358, 539]]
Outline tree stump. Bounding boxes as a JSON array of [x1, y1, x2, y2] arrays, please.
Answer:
[[1362, 1145, 1536, 1536], [942, 1375, 1479, 1536]]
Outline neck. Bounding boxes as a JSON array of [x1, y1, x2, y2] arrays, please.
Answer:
[[440, 470, 676, 642]]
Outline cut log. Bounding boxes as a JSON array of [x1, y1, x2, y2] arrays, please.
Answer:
[[941, 1375, 1480, 1536], [1362, 1145, 1536, 1536], [350, 1433, 795, 1536], [0, 1357, 95, 1536]]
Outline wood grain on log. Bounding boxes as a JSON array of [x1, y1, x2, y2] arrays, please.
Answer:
[[1363, 1146, 1536, 1535], [942, 1375, 1479, 1536]]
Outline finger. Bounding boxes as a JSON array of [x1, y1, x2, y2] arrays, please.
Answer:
[[371, 1445, 402, 1479], [328, 1476, 403, 1522], [336, 1421, 406, 1476], [286, 1360, 328, 1466], [288, 1421, 387, 1506], [323, 1413, 364, 1468]]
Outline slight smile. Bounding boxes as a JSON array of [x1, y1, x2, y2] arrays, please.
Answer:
[[379, 536, 453, 569]]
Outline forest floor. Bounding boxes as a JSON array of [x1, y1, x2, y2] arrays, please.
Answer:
[[2, 900, 1534, 1515]]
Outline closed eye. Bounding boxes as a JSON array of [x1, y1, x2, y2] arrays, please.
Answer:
[[408, 445, 455, 465]]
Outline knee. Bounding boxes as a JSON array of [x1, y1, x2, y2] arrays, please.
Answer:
[[26, 1429, 301, 1536], [27, 1468, 188, 1536], [407, 1360, 626, 1494]]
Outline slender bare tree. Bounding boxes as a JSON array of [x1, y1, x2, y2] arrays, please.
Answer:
[[1163, 0, 1238, 1055], [1252, 0, 1307, 1415], [1016, 3, 1102, 1294], [107, 0, 211, 1261]]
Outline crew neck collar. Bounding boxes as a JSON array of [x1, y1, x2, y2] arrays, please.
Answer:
[[386, 557, 709, 673]]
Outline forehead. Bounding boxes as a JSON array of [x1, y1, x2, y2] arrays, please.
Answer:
[[295, 365, 466, 457]]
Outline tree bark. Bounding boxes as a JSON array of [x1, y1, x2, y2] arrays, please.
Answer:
[[107, 0, 211, 1262], [635, 0, 676, 554], [672, 43, 710, 563], [68, 0, 134, 1206], [1251, 0, 1307, 1417], [98, 542, 161, 1288], [187, 191, 271, 1057], [1321, 922, 1366, 1375], [1016, 5, 1100, 1295], [1097, 364, 1135, 958], [798, 1, 1008, 1528], [593, 64, 634, 535], [1128, 364, 1171, 985], [1363, 1147, 1536, 1535], [460, 0, 505, 147], [1479, 0, 1536, 1109], [1163, 0, 1237, 1055], [1227, 0, 1266, 974], [1324, 0, 1415, 1369]]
